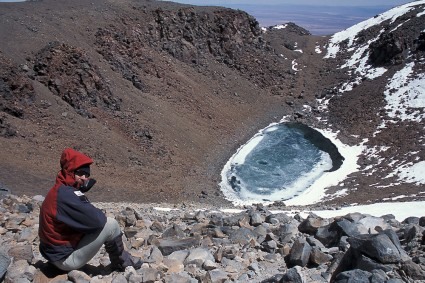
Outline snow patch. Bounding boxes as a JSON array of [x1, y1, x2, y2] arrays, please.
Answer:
[[306, 201, 425, 221], [397, 161, 425, 184], [384, 62, 425, 122], [315, 43, 322, 54], [292, 59, 299, 71], [273, 24, 288, 30]]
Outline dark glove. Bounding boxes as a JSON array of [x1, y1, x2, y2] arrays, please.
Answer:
[[80, 178, 96, 193]]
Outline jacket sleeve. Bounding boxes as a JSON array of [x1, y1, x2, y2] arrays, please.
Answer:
[[56, 186, 107, 233]]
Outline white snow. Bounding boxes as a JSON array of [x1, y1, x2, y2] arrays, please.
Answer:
[[221, 201, 425, 222], [325, 1, 425, 59], [383, 195, 407, 201], [279, 54, 287, 60], [332, 27, 387, 93], [272, 24, 288, 30], [284, 131, 365, 206], [384, 62, 425, 122], [230, 134, 264, 165], [292, 59, 299, 71], [305, 201, 425, 221], [303, 104, 312, 112], [153, 207, 179, 212], [397, 161, 425, 184], [315, 43, 322, 54]]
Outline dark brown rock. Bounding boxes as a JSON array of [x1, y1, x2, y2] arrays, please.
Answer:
[[153, 236, 201, 256], [288, 238, 312, 267]]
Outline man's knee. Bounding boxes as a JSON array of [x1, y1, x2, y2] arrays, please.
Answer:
[[104, 217, 121, 239]]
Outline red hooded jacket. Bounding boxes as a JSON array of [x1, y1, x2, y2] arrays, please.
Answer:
[[38, 148, 107, 262]]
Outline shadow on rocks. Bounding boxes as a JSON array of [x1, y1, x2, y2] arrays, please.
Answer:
[[33, 260, 113, 280]]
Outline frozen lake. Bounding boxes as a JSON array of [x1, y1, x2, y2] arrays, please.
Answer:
[[221, 122, 344, 204]]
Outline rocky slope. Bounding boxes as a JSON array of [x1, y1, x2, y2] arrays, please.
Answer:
[[0, 0, 299, 206], [0, 1, 424, 206], [312, 1, 425, 205], [1, 193, 425, 282]]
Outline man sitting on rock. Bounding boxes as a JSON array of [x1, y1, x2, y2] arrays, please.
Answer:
[[38, 148, 142, 271]]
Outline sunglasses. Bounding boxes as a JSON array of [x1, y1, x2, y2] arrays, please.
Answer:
[[75, 170, 90, 178]]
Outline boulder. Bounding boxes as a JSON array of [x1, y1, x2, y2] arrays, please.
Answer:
[[266, 213, 293, 225], [357, 216, 391, 233], [168, 250, 190, 264], [206, 269, 228, 283], [289, 238, 312, 267], [222, 213, 249, 227], [401, 224, 424, 244], [229, 227, 256, 245], [298, 213, 329, 235], [282, 266, 305, 283], [203, 259, 218, 271], [151, 220, 165, 233], [343, 213, 364, 223], [163, 257, 185, 273], [163, 272, 197, 283], [4, 260, 36, 283], [68, 270, 91, 282], [17, 227, 37, 243], [138, 267, 159, 283], [7, 245, 33, 263], [209, 214, 224, 227], [249, 212, 265, 226], [348, 230, 410, 264], [112, 273, 128, 283], [315, 223, 340, 247], [154, 236, 201, 256], [275, 221, 299, 244], [4, 214, 26, 232], [334, 269, 372, 283], [419, 216, 425, 227], [0, 250, 11, 281], [124, 227, 139, 239], [369, 269, 389, 282], [309, 247, 333, 266], [355, 254, 393, 272], [402, 217, 420, 225], [115, 207, 137, 227], [336, 218, 368, 237], [401, 260, 425, 280], [369, 33, 405, 66], [184, 248, 215, 268], [262, 239, 278, 253], [148, 246, 164, 264], [163, 224, 186, 238], [306, 236, 326, 249]]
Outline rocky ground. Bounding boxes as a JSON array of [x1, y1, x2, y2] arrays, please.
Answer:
[[1, 193, 425, 282]]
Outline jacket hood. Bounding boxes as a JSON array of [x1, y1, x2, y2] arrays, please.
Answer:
[[56, 148, 93, 187]]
